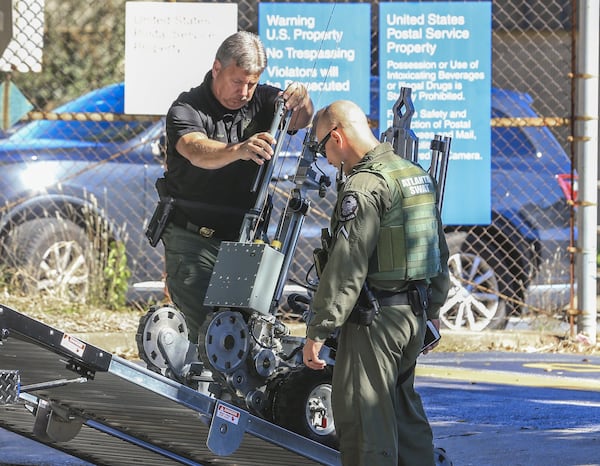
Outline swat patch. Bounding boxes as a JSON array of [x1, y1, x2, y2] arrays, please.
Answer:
[[339, 194, 358, 222], [399, 175, 434, 196]]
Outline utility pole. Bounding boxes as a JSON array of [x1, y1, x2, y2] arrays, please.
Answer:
[[575, 0, 599, 344]]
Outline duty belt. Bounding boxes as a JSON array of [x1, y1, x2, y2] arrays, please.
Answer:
[[371, 283, 430, 316], [372, 289, 411, 306], [170, 208, 238, 241], [347, 289, 411, 326]]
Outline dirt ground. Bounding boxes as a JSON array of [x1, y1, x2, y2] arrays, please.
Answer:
[[1, 294, 598, 359]]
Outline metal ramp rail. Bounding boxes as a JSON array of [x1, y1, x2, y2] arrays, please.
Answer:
[[0, 304, 340, 466]]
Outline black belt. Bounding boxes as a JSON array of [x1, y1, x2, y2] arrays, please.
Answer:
[[347, 289, 413, 326], [372, 289, 410, 307], [374, 283, 430, 317], [170, 209, 239, 241]]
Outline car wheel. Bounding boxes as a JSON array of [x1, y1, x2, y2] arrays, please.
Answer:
[[7, 218, 94, 302], [439, 251, 508, 331], [269, 367, 338, 449]]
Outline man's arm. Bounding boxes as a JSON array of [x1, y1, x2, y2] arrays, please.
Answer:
[[175, 131, 276, 170]]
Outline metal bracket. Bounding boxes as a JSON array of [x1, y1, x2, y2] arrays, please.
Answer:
[[206, 400, 250, 456], [65, 360, 96, 380]]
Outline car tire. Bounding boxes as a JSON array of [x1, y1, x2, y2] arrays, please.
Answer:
[[269, 367, 338, 449], [440, 251, 508, 331], [7, 218, 94, 302]]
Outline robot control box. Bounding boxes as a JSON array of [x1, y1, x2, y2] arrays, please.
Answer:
[[204, 241, 285, 315]]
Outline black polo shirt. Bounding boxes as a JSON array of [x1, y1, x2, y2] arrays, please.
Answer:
[[164, 72, 281, 227]]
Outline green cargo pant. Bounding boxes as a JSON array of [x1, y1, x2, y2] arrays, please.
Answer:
[[332, 304, 435, 466], [162, 223, 221, 343]]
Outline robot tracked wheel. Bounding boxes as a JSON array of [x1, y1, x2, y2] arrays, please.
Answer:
[[136, 304, 189, 373], [198, 310, 251, 374]]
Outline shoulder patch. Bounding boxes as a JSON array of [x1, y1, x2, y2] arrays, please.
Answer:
[[339, 194, 358, 222]]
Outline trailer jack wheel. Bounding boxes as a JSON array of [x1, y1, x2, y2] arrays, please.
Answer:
[[32, 399, 83, 443]]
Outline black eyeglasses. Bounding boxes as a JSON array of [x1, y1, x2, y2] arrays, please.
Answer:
[[315, 126, 337, 157]]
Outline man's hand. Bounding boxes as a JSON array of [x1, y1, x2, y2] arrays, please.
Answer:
[[302, 338, 326, 370], [238, 131, 275, 165], [282, 81, 309, 112], [281, 81, 314, 131]]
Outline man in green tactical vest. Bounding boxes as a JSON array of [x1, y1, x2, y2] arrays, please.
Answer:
[[302, 100, 450, 466]]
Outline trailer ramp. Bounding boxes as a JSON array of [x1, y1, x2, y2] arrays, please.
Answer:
[[0, 304, 340, 466]]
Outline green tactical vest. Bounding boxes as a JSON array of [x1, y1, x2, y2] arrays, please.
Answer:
[[360, 154, 442, 281]]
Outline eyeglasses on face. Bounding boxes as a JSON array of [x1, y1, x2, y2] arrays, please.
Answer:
[[315, 126, 337, 157]]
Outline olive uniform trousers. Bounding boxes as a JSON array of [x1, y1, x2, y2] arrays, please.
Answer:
[[162, 222, 221, 343], [332, 303, 435, 466]]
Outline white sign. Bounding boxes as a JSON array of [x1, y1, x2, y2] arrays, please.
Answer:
[[0, 0, 45, 73], [124, 1, 237, 115], [60, 334, 86, 358], [216, 403, 241, 425]]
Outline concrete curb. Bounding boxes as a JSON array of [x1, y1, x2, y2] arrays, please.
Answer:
[[416, 363, 600, 391]]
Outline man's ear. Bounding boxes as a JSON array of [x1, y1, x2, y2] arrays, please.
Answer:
[[212, 59, 221, 77], [331, 128, 342, 149]]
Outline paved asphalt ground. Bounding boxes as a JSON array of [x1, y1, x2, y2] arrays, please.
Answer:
[[419, 351, 600, 466], [1, 328, 599, 466]]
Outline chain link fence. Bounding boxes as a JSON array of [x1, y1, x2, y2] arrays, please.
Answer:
[[0, 0, 580, 331]]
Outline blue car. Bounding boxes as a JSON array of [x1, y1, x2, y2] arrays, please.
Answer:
[[0, 82, 573, 331], [0, 83, 166, 302], [440, 88, 573, 330]]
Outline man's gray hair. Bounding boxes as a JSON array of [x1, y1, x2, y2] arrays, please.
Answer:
[[215, 31, 267, 75]]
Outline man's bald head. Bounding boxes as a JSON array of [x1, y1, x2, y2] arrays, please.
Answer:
[[315, 100, 371, 137], [314, 100, 379, 172]]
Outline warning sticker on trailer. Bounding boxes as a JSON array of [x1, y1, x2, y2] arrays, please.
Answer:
[[216, 403, 241, 425], [60, 333, 86, 357]]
